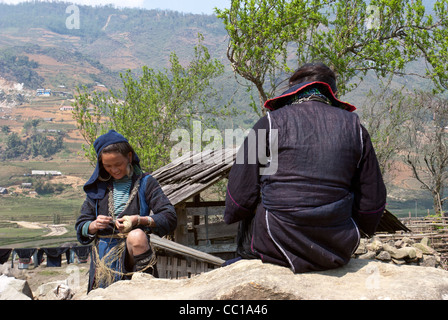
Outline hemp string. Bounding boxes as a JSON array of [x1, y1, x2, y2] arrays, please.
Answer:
[[92, 176, 158, 288]]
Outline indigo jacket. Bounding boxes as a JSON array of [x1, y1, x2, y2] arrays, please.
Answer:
[[75, 173, 177, 245], [75, 172, 176, 292], [224, 82, 387, 273], [75, 130, 176, 292]]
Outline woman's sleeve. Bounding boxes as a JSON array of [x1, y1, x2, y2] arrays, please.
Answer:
[[75, 197, 97, 245], [352, 125, 387, 236], [224, 116, 269, 224], [144, 176, 177, 237]]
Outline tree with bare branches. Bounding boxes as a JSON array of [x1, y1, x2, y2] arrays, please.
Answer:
[[360, 82, 412, 178], [404, 92, 448, 215]]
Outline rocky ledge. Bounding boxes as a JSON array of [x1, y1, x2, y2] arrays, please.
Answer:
[[82, 258, 448, 300], [2, 236, 447, 300]]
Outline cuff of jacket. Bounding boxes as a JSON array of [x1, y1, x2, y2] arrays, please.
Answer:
[[224, 189, 253, 224], [354, 204, 385, 236], [77, 221, 96, 245]]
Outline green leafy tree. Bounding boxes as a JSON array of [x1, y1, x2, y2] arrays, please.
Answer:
[[216, 0, 325, 113], [1, 125, 10, 134], [72, 35, 226, 172], [2, 129, 65, 159], [216, 0, 448, 113], [23, 119, 40, 135], [5, 132, 25, 158], [0, 48, 42, 88]]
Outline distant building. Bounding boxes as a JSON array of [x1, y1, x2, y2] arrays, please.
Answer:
[[31, 170, 62, 176], [21, 183, 32, 189], [53, 91, 73, 98], [59, 106, 75, 111], [0, 187, 8, 195], [36, 89, 52, 96]]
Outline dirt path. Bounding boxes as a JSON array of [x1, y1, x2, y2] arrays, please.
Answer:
[[10, 221, 68, 237]]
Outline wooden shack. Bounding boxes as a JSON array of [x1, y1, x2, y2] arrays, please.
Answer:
[[152, 147, 238, 261]]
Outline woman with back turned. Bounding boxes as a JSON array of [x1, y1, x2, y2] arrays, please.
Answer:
[[224, 63, 386, 272]]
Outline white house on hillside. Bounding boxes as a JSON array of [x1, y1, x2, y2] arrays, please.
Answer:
[[31, 170, 62, 176]]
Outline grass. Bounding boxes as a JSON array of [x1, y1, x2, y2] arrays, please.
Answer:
[[0, 166, 86, 247], [10, 159, 91, 176], [0, 194, 83, 219], [0, 225, 47, 239], [0, 234, 78, 247], [0, 127, 91, 247], [0, 193, 82, 247], [0, 159, 92, 184], [0, 219, 79, 247]]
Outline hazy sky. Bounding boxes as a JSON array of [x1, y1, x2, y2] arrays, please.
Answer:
[[0, 0, 231, 15]]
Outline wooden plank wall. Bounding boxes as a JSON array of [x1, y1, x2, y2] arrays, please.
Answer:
[[156, 255, 217, 279], [173, 195, 238, 260]]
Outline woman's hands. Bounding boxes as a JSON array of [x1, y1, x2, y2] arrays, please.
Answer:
[[88, 215, 113, 234], [115, 215, 139, 233], [89, 215, 155, 234], [116, 215, 155, 233]]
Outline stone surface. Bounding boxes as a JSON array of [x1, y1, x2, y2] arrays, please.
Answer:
[[413, 243, 436, 255], [82, 259, 448, 300], [354, 236, 444, 268], [0, 274, 33, 300], [375, 251, 391, 261]]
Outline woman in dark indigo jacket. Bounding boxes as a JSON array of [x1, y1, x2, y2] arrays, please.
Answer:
[[224, 63, 386, 273], [75, 130, 177, 292]]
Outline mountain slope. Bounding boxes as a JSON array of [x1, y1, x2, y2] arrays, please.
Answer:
[[0, 2, 230, 89]]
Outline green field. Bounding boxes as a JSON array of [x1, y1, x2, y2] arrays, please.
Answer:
[[0, 194, 83, 219], [0, 192, 84, 247], [0, 158, 91, 247], [0, 223, 78, 248]]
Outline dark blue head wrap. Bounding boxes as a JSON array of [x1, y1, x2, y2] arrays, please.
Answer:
[[83, 130, 140, 200]]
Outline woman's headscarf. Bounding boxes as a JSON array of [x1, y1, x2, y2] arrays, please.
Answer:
[[83, 130, 140, 200]]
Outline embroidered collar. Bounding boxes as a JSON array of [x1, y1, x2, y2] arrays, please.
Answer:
[[264, 81, 356, 112], [287, 87, 332, 106]]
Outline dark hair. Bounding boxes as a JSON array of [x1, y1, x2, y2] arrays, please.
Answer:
[[289, 63, 338, 94], [99, 141, 135, 161]]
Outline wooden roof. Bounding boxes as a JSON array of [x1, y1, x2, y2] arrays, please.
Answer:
[[150, 234, 225, 265], [152, 148, 237, 206]]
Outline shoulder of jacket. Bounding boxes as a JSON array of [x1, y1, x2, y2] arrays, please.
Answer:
[[85, 196, 96, 206], [140, 173, 161, 190]]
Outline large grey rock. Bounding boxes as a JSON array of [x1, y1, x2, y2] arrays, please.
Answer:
[[0, 274, 33, 300], [83, 259, 448, 300], [366, 238, 383, 253], [375, 251, 392, 261], [383, 243, 416, 259], [413, 243, 436, 255]]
